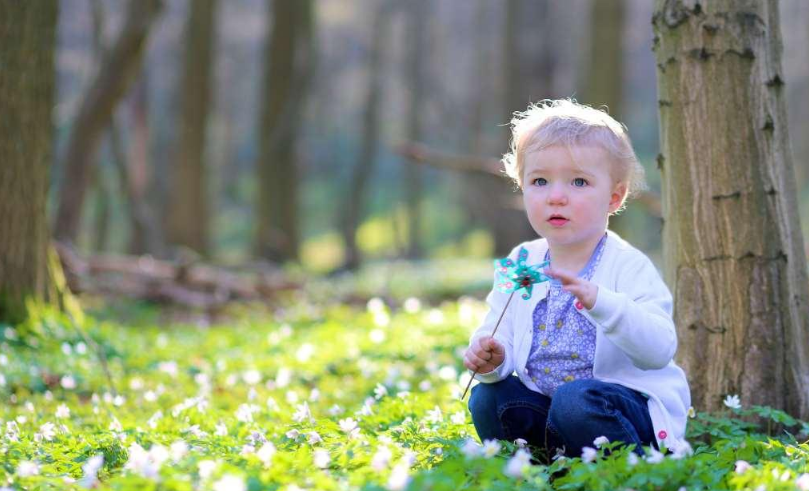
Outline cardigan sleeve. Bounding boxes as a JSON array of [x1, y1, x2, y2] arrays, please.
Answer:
[[586, 251, 677, 370], [467, 245, 522, 383]]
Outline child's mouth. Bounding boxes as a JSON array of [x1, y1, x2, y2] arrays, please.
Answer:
[[548, 217, 569, 227]]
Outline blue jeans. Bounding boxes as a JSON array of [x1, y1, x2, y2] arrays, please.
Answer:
[[468, 375, 656, 459]]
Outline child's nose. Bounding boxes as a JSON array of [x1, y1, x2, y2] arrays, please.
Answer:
[[547, 184, 568, 204]]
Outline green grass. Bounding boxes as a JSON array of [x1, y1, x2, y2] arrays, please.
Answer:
[[0, 298, 808, 491]]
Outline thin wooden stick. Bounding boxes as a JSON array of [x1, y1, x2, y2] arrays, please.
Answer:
[[460, 290, 515, 400]]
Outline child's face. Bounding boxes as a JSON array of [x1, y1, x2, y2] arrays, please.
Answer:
[[522, 145, 626, 248]]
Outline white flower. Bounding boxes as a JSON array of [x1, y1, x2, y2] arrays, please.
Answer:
[[796, 473, 809, 491], [212, 474, 246, 491], [687, 406, 696, 418], [292, 402, 312, 423], [296, 343, 315, 363], [371, 446, 393, 471], [451, 411, 466, 425], [16, 460, 39, 477], [425, 406, 443, 424], [257, 442, 276, 466], [0, 374, 5, 387], [461, 438, 481, 458], [144, 411, 161, 430], [158, 361, 178, 378], [309, 388, 320, 402], [593, 436, 609, 448], [61, 342, 73, 355], [144, 390, 157, 402], [723, 394, 741, 410], [286, 429, 300, 440], [514, 438, 527, 448], [735, 460, 752, 474], [307, 431, 322, 445], [79, 454, 104, 487], [645, 448, 665, 464], [627, 452, 639, 466], [124, 443, 161, 480], [61, 375, 77, 389], [242, 369, 261, 386], [328, 404, 344, 416], [367, 297, 386, 313], [170, 440, 188, 461], [39, 422, 56, 441], [387, 463, 411, 490], [215, 422, 228, 436], [670, 440, 693, 460], [76, 342, 87, 354], [504, 449, 532, 478], [275, 367, 292, 388], [198, 460, 217, 480], [339, 417, 359, 437], [369, 329, 386, 343], [235, 404, 255, 423], [266, 397, 279, 412], [374, 383, 388, 400], [403, 297, 422, 313], [581, 446, 598, 463], [438, 366, 457, 381], [109, 418, 123, 432], [418, 380, 432, 391], [313, 449, 330, 469], [240, 444, 255, 456], [482, 439, 501, 459]]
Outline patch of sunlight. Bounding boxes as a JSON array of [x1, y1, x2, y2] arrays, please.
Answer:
[[300, 232, 345, 273], [356, 211, 407, 257], [432, 229, 494, 259]]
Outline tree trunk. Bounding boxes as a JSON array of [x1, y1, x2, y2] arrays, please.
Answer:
[[0, 1, 61, 323], [583, 0, 631, 239], [254, 0, 313, 263], [167, 0, 217, 256], [403, 0, 427, 259], [653, 0, 809, 418], [53, 0, 161, 244], [341, 2, 389, 270]]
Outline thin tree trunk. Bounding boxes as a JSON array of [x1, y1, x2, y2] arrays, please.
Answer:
[[653, 0, 809, 418], [404, 0, 427, 259], [341, 2, 389, 270], [167, 0, 217, 256], [583, 0, 631, 239], [0, 0, 61, 323], [254, 0, 313, 262], [54, 0, 161, 244]]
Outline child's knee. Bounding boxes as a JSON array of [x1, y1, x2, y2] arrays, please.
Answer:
[[468, 383, 498, 419]]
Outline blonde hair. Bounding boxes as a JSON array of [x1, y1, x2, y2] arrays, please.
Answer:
[[502, 99, 647, 209]]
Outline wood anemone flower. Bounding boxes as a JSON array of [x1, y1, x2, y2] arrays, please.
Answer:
[[461, 247, 550, 400]]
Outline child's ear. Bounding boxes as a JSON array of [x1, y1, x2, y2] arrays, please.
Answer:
[[608, 182, 628, 213]]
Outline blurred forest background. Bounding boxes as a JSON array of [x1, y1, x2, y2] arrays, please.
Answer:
[[35, 0, 809, 271]]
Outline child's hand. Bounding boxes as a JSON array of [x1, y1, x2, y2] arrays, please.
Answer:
[[463, 336, 505, 374], [545, 267, 598, 310]]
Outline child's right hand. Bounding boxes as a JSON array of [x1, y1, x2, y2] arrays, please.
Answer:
[[463, 336, 505, 374]]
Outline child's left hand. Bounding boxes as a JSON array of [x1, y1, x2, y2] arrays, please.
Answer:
[[545, 268, 598, 310]]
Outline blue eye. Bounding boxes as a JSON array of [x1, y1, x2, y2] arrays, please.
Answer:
[[533, 178, 547, 186], [573, 178, 588, 187]]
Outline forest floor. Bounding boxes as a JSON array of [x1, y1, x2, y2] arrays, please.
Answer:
[[1, 270, 808, 490]]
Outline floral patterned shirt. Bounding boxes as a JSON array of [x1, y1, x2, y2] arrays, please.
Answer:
[[526, 233, 607, 396]]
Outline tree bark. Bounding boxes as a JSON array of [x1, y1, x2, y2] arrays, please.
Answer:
[[167, 0, 218, 256], [53, 0, 161, 244], [254, 0, 314, 262], [0, 0, 60, 323], [653, 0, 809, 418]]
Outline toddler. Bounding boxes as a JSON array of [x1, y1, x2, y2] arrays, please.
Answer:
[[463, 99, 690, 460]]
